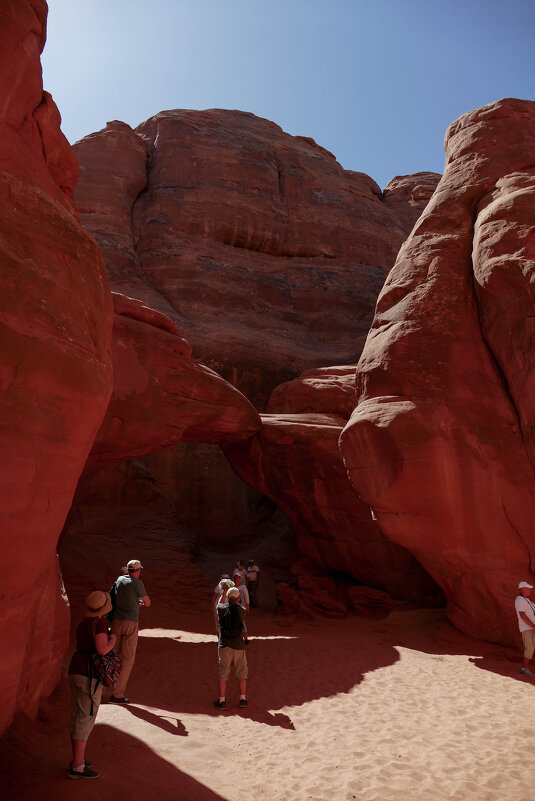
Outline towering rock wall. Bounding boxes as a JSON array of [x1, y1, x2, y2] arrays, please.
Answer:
[[0, 4, 268, 737], [70, 112, 442, 605], [340, 99, 535, 646], [0, 0, 114, 732], [73, 112, 440, 407]]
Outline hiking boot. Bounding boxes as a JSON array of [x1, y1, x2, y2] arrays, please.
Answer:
[[212, 700, 226, 710], [67, 765, 99, 779], [520, 667, 535, 676], [239, 698, 248, 708], [109, 695, 130, 704]]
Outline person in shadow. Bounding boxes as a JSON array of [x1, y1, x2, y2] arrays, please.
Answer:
[[67, 590, 116, 779]]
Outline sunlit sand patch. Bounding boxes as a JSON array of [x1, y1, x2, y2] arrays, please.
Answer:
[[5, 613, 535, 801], [138, 628, 216, 642], [138, 628, 297, 642]]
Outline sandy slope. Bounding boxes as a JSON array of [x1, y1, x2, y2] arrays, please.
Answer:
[[2, 605, 535, 801]]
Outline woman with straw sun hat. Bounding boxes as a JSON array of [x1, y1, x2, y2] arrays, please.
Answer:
[[67, 590, 116, 779]]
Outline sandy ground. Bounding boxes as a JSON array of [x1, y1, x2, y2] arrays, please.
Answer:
[[2, 604, 535, 801]]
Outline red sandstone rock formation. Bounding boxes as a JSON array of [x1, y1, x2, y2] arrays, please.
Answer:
[[59, 458, 207, 623], [0, 4, 268, 737], [73, 112, 439, 407], [225, 368, 443, 604], [340, 98, 535, 647], [72, 121, 177, 316], [267, 365, 358, 417], [85, 293, 261, 473], [383, 172, 442, 235], [69, 112, 442, 623], [0, 1, 113, 734]]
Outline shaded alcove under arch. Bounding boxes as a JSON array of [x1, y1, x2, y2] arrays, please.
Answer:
[[58, 441, 301, 626]]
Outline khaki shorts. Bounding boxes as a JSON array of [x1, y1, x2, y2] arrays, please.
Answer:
[[69, 674, 102, 741], [218, 647, 248, 681], [522, 629, 535, 659]]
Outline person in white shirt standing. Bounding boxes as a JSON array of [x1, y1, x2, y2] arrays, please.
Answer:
[[515, 581, 535, 675], [234, 573, 249, 612], [233, 560, 247, 585]]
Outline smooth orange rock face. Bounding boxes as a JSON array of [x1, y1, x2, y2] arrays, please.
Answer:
[[341, 99, 535, 646], [73, 111, 437, 407], [0, 1, 113, 733], [85, 294, 261, 473], [225, 410, 442, 605]]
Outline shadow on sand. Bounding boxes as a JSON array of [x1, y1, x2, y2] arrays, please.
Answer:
[[1, 606, 528, 800], [0, 716, 225, 801]]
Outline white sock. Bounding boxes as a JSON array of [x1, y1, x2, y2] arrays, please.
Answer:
[[72, 763, 85, 772]]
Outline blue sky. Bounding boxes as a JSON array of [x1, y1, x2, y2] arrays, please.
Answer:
[[42, 0, 535, 189]]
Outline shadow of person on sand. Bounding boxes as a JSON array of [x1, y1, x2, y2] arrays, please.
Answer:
[[367, 608, 527, 684], [234, 708, 295, 729], [126, 606, 535, 726], [464, 637, 531, 682], [468, 654, 534, 681], [126, 619, 399, 724], [125, 703, 188, 735]]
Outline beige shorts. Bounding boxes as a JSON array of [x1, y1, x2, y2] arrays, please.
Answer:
[[69, 674, 102, 741], [522, 629, 535, 659], [218, 647, 248, 681]]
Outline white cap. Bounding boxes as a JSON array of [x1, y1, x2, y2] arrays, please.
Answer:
[[127, 559, 143, 571], [518, 581, 534, 589]]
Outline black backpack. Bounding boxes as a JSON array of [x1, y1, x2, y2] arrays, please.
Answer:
[[220, 604, 243, 639]]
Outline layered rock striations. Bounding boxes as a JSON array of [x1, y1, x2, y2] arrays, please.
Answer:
[[0, 0, 113, 733], [73, 112, 440, 407], [340, 98, 535, 646]]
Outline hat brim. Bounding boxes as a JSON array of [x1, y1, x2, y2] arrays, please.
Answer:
[[86, 594, 113, 617]]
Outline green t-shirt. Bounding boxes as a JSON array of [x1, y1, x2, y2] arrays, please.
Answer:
[[112, 575, 147, 621]]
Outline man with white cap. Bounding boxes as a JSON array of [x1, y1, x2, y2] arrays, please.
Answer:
[[515, 581, 535, 675], [213, 586, 249, 710], [108, 559, 151, 702]]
